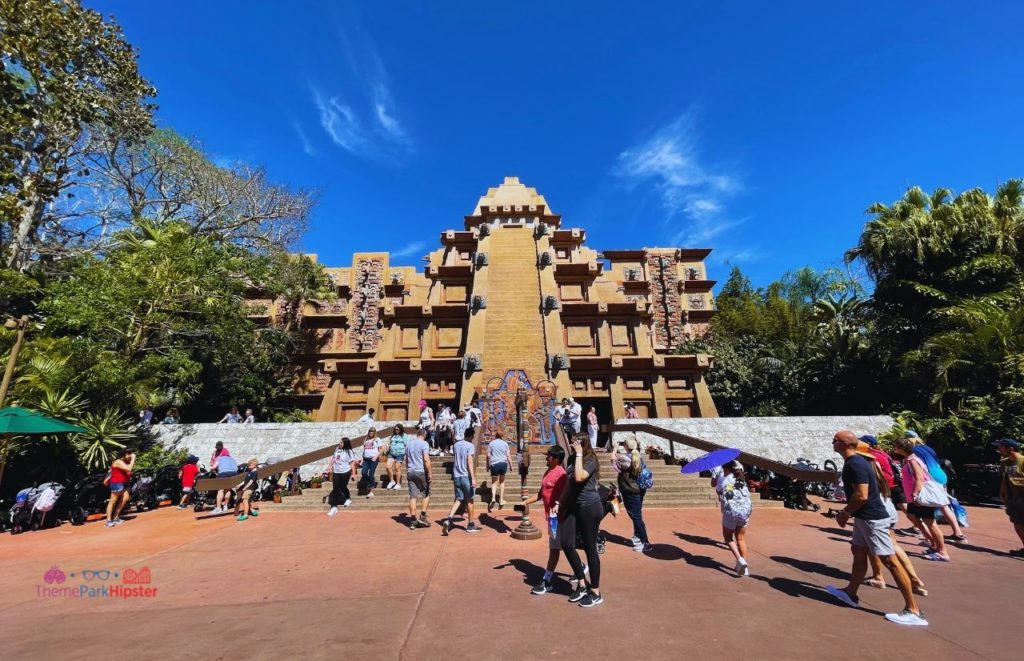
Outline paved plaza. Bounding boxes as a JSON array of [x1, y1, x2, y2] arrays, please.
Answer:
[[2, 503, 1020, 660]]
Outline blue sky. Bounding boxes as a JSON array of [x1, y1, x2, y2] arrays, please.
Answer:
[[93, 1, 1024, 287]]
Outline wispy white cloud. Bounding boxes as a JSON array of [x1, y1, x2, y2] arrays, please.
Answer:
[[291, 120, 316, 157], [615, 112, 742, 247], [390, 241, 426, 260], [308, 24, 413, 161], [312, 89, 368, 154]]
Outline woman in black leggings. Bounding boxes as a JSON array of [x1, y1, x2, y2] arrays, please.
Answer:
[[558, 433, 604, 608]]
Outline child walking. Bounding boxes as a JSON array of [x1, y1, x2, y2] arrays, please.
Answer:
[[712, 460, 752, 576]]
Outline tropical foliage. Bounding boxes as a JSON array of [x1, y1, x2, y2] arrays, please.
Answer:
[[691, 180, 1024, 462]]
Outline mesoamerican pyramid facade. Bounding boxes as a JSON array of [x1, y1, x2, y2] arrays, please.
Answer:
[[247, 177, 719, 426]]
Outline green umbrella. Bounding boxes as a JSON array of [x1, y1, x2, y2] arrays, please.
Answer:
[[0, 406, 87, 434], [0, 406, 88, 489]]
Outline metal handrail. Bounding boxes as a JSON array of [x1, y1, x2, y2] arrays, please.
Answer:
[[193, 425, 420, 491], [605, 422, 836, 482]]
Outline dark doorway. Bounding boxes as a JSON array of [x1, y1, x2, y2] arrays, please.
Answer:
[[575, 396, 613, 451]]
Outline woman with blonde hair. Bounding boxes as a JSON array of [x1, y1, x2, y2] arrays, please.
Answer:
[[616, 436, 651, 552]]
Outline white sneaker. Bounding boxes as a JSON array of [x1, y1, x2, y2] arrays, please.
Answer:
[[885, 609, 928, 626], [366, 492, 374, 499], [211, 506, 222, 514], [631, 536, 640, 546], [343, 499, 352, 507], [387, 481, 397, 489], [735, 559, 748, 576], [327, 507, 338, 517]]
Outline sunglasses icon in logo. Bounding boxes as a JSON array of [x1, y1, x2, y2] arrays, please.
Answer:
[[82, 570, 112, 581]]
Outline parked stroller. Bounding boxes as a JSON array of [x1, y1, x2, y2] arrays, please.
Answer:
[[129, 469, 159, 512], [152, 465, 182, 505], [192, 466, 244, 513], [10, 482, 68, 534], [68, 472, 113, 525]]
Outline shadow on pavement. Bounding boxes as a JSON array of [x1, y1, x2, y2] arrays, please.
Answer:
[[770, 555, 849, 581], [802, 524, 852, 537], [674, 531, 726, 548], [750, 576, 885, 615], [479, 514, 512, 534], [601, 531, 635, 548]]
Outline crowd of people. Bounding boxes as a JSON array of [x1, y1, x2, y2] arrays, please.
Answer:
[[101, 409, 1024, 619], [136, 404, 257, 426]]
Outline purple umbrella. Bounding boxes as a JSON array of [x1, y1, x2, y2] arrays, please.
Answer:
[[680, 448, 742, 474]]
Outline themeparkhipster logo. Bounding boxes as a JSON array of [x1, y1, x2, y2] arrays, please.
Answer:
[[37, 565, 158, 599]]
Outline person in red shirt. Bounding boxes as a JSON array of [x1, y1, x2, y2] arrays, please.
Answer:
[[518, 445, 568, 596], [177, 455, 200, 509], [105, 448, 136, 528]]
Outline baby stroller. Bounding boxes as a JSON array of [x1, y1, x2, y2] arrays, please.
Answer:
[[129, 469, 159, 512], [152, 465, 182, 505], [10, 482, 67, 533], [193, 466, 244, 513], [68, 472, 113, 525]]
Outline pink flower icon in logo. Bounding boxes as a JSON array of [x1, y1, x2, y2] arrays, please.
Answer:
[[43, 566, 66, 584]]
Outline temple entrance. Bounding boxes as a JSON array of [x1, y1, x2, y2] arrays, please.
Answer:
[[575, 396, 614, 450]]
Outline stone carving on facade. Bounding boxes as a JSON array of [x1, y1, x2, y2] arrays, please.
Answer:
[[348, 258, 384, 351], [537, 251, 553, 267], [470, 295, 487, 312], [688, 294, 707, 310], [648, 253, 684, 350], [462, 354, 482, 372], [474, 252, 488, 268]]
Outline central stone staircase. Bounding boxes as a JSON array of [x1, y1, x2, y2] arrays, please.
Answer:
[[260, 449, 780, 512]]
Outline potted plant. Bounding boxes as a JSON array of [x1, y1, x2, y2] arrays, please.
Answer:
[[311, 476, 323, 489]]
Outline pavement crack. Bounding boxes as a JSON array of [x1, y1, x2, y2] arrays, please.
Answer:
[[397, 536, 447, 660]]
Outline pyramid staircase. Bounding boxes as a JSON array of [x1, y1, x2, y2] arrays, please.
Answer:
[[260, 448, 781, 512]]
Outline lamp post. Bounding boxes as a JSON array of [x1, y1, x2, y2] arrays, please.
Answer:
[[0, 315, 30, 409]]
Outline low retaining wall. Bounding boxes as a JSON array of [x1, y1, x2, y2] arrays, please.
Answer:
[[614, 416, 895, 468], [152, 422, 413, 475], [153, 415, 895, 475]]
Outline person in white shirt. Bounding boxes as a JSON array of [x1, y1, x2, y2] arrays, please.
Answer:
[[243, 408, 255, 424], [452, 411, 471, 448], [487, 431, 511, 511], [360, 428, 383, 498], [218, 406, 242, 424], [435, 404, 454, 455], [326, 437, 356, 515], [357, 408, 375, 423], [418, 400, 436, 454], [570, 398, 583, 434]]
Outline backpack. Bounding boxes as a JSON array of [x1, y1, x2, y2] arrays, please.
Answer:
[[34, 487, 58, 512], [637, 462, 654, 490]]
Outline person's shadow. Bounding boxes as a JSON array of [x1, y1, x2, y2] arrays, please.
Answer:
[[675, 531, 726, 548], [677, 548, 731, 574], [496, 558, 573, 593], [601, 531, 635, 548], [750, 575, 885, 615], [479, 513, 512, 534], [770, 555, 849, 581], [802, 523, 852, 538]]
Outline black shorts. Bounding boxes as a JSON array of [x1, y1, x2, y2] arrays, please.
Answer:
[[518, 463, 529, 478], [906, 503, 935, 520], [890, 481, 907, 506]]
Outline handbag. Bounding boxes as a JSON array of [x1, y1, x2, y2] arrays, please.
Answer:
[[914, 480, 949, 508]]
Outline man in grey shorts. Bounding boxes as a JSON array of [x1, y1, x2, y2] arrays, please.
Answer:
[[404, 429, 433, 529], [826, 430, 927, 627], [443, 427, 481, 534]]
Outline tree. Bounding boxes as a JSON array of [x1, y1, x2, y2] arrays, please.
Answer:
[[0, 0, 155, 270], [81, 129, 314, 251]]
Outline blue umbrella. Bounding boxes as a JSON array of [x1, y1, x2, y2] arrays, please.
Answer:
[[680, 448, 741, 474]]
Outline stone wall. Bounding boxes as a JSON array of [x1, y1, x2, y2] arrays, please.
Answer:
[[152, 422, 414, 476], [613, 416, 895, 468]]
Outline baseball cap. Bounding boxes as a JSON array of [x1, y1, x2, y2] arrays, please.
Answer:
[[993, 438, 1021, 450], [859, 434, 879, 447], [904, 430, 920, 439]]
